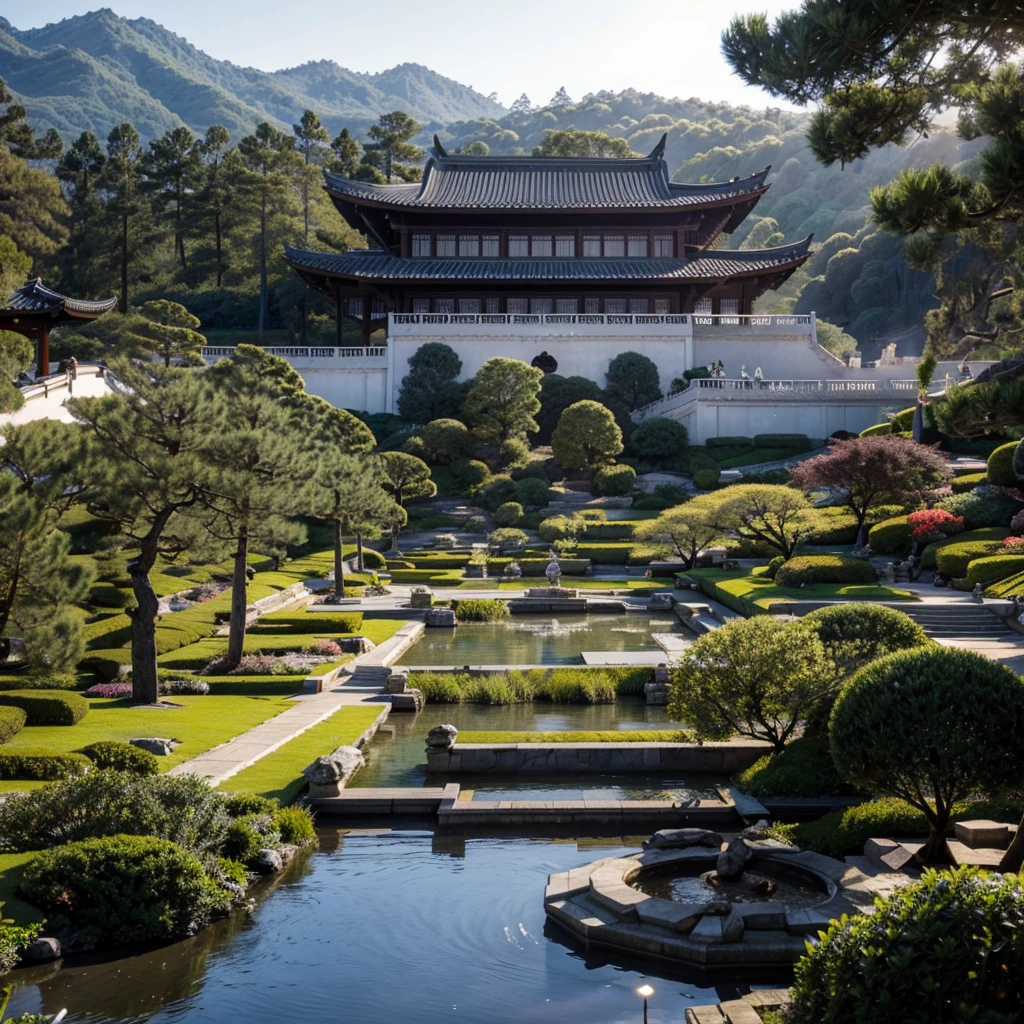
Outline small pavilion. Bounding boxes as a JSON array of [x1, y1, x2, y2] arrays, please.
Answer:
[[0, 278, 117, 375]]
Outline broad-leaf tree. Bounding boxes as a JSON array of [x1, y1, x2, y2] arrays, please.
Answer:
[[789, 435, 952, 544], [634, 503, 721, 571], [70, 362, 216, 703], [464, 357, 543, 444], [551, 400, 623, 472], [691, 483, 811, 558]]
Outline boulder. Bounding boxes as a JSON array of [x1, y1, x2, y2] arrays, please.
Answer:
[[716, 836, 753, 881], [643, 828, 724, 850], [864, 837, 916, 872], [130, 737, 179, 756], [426, 724, 458, 750], [254, 849, 283, 875], [303, 746, 365, 797], [23, 936, 61, 961], [385, 671, 409, 694], [741, 819, 773, 840]]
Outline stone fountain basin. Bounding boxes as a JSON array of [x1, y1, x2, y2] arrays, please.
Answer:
[[544, 843, 881, 968]]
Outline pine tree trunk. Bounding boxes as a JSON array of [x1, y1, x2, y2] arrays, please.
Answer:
[[334, 521, 345, 597], [258, 195, 267, 339], [227, 524, 249, 665], [176, 190, 187, 272], [998, 812, 1024, 872], [356, 531, 365, 572], [120, 210, 129, 314], [127, 559, 160, 704]]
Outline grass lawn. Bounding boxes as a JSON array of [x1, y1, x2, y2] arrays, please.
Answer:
[[2, 695, 296, 772], [450, 577, 674, 591], [357, 619, 410, 644], [457, 729, 692, 743], [690, 568, 915, 616], [218, 705, 382, 804]]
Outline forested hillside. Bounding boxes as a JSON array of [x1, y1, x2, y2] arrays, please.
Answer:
[[0, 10, 504, 143]]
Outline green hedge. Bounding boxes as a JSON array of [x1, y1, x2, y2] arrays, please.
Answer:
[[922, 528, 1008, 571], [774, 555, 876, 586], [582, 522, 636, 540], [736, 736, 856, 798], [952, 471, 989, 493], [988, 442, 1021, 487], [0, 747, 92, 780], [78, 648, 131, 682], [693, 467, 721, 490], [859, 422, 891, 437], [0, 690, 89, 725], [0, 706, 26, 744], [251, 611, 363, 634], [986, 569, 1024, 598], [490, 557, 592, 576], [966, 554, 1024, 584], [752, 433, 813, 451], [88, 585, 135, 609], [576, 544, 633, 565], [868, 516, 913, 554], [407, 555, 472, 569], [78, 740, 159, 775], [805, 507, 859, 545], [706, 436, 754, 448]]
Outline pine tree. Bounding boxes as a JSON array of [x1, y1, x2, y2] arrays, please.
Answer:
[[330, 128, 362, 178], [98, 123, 146, 313], [509, 93, 534, 117], [549, 86, 573, 108], [56, 132, 106, 284], [366, 111, 424, 182], [142, 126, 203, 275], [197, 126, 232, 288], [0, 75, 62, 160]]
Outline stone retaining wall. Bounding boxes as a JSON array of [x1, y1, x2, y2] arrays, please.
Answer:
[[426, 739, 770, 774]]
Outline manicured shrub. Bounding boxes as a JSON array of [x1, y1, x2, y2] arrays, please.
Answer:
[[765, 555, 784, 579], [359, 549, 386, 570], [0, 706, 26, 744], [858, 422, 891, 437], [494, 501, 524, 526], [774, 555, 875, 586], [692, 467, 721, 490], [736, 736, 855, 798], [802, 603, 929, 673], [88, 585, 135, 609], [475, 474, 517, 512], [788, 868, 1024, 1024], [450, 458, 491, 493], [254, 611, 363, 634], [0, 748, 91, 780], [0, 690, 89, 726], [464, 515, 487, 532], [830, 647, 1024, 862], [538, 515, 584, 543], [78, 740, 159, 776], [890, 406, 916, 431], [867, 515, 912, 553], [752, 433, 813, 451], [0, 771, 231, 853], [937, 489, 1022, 529], [966, 554, 1024, 584], [987, 440, 1021, 486], [514, 475, 552, 509], [593, 463, 637, 496], [225, 793, 278, 818], [0, 672, 78, 692], [706, 435, 754, 448], [577, 543, 633, 565], [400, 434, 428, 459], [803, 506, 859, 545], [419, 418, 472, 463], [676, 447, 719, 474], [274, 806, 316, 846], [452, 599, 510, 623], [629, 417, 690, 463], [498, 438, 531, 471], [934, 538, 1008, 576], [488, 527, 529, 551], [20, 834, 230, 945], [951, 470, 988, 493]]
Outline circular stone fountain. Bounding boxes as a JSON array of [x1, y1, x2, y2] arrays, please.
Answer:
[[544, 829, 879, 968]]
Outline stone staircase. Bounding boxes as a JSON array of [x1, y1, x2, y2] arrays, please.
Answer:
[[898, 604, 1015, 640]]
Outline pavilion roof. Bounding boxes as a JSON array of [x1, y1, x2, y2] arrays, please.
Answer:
[[284, 237, 812, 282], [324, 136, 771, 212], [2, 278, 118, 317]]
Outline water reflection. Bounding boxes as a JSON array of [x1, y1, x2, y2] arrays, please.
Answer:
[[8, 831, 782, 1024]]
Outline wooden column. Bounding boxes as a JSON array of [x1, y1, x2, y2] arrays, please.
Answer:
[[336, 289, 343, 347], [361, 296, 372, 345], [37, 326, 50, 376]]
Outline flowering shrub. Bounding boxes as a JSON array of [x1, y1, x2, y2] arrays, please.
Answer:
[[1003, 535, 1024, 550], [312, 638, 342, 656], [160, 678, 211, 695], [230, 653, 293, 676], [84, 682, 133, 699], [186, 583, 226, 604], [907, 508, 964, 542]]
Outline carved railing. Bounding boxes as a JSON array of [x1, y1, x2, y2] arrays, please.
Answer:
[[389, 312, 690, 327], [201, 346, 387, 360], [691, 314, 813, 327]]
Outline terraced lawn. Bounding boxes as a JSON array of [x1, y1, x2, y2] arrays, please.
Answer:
[[218, 705, 383, 804]]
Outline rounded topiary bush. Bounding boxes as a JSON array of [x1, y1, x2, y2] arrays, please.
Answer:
[[966, 554, 1024, 584], [450, 458, 491, 493], [765, 555, 785, 579], [629, 417, 690, 464], [692, 467, 721, 491], [593, 463, 636, 496], [0, 706, 26, 744], [987, 441, 1021, 487], [803, 603, 929, 670], [359, 549, 386, 570], [788, 867, 1024, 1024], [493, 501, 524, 526], [475, 474, 517, 512], [514, 475, 552, 509], [830, 647, 1024, 863], [934, 539, 1007, 577], [20, 834, 230, 945], [774, 554, 876, 586], [79, 740, 159, 776], [867, 514, 912, 554]]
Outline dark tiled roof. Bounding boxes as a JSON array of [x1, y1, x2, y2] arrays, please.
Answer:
[[4, 278, 117, 316], [285, 238, 812, 282], [324, 156, 770, 210]]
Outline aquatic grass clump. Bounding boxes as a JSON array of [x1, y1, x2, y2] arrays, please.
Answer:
[[451, 599, 510, 623], [457, 729, 693, 743], [409, 667, 653, 705], [539, 668, 616, 704]]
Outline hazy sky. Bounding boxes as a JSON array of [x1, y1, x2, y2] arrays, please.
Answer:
[[13, 1, 801, 110]]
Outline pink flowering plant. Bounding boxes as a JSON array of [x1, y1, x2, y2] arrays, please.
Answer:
[[84, 682, 134, 698], [1002, 536, 1024, 551], [312, 638, 342, 657]]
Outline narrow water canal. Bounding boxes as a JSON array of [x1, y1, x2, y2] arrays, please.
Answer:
[[9, 830, 777, 1023]]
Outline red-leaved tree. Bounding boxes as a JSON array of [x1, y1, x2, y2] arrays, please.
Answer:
[[790, 436, 952, 545]]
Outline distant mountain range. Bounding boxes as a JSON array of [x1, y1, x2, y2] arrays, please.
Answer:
[[0, 8, 506, 144]]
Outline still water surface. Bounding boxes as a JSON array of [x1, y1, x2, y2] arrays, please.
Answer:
[[8, 831, 777, 1023]]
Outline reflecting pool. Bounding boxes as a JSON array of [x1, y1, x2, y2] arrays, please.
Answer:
[[8, 831, 778, 1023], [395, 613, 691, 665]]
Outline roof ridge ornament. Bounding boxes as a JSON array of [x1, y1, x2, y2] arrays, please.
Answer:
[[433, 134, 447, 158], [647, 133, 667, 161]]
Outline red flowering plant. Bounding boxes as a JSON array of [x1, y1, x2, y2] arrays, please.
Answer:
[[907, 508, 965, 544]]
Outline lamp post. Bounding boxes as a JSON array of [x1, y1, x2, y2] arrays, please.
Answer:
[[635, 984, 654, 1023]]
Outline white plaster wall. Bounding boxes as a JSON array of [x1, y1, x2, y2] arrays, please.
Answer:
[[289, 365, 388, 413]]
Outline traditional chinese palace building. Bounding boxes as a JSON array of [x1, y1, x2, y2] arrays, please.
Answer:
[[225, 135, 966, 438]]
